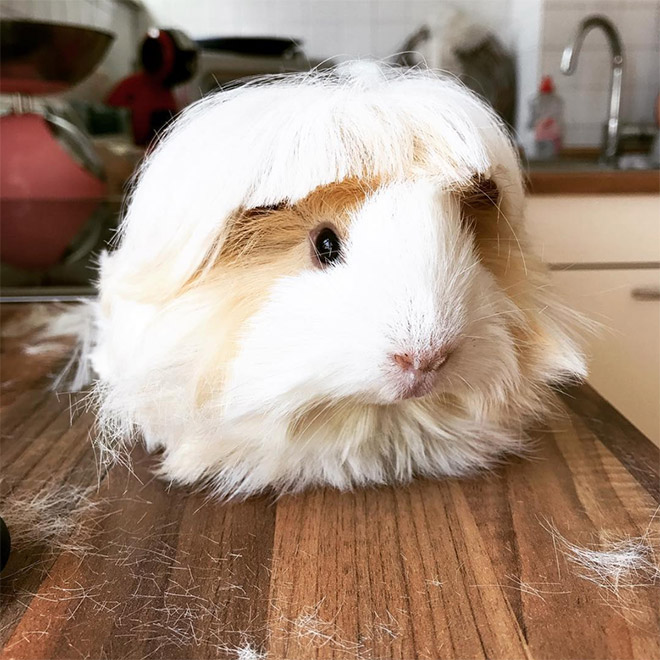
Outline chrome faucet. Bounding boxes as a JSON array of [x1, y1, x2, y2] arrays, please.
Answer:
[[561, 15, 624, 166]]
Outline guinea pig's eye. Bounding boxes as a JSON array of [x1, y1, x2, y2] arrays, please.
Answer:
[[311, 225, 342, 268]]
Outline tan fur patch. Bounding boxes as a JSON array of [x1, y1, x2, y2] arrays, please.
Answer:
[[460, 175, 540, 297], [460, 176, 555, 382], [218, 177, 378, 268]]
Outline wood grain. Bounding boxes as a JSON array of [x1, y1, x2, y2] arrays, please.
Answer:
[[525, 169, 660, 195], [1, 304, 658, 660]]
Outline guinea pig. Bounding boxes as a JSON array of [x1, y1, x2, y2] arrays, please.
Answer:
[[91, 62, 586, 498]]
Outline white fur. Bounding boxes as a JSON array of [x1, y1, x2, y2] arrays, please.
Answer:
[[92, 63, 586, 497]]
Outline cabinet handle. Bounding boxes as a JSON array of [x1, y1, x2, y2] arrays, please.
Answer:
[[631, 287, 660, 301]]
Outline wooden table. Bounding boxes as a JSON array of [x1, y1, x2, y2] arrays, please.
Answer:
[[1, 304, 658, 660]]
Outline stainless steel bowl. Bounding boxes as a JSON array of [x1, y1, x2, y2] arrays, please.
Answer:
[[0, 19, 114, 95]]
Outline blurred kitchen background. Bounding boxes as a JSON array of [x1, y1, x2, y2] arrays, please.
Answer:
[[0, 0, 659, 442], [2, 0, 659, 144]]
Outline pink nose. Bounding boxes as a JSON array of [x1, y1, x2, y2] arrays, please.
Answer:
[[391, 348, 451, 374]]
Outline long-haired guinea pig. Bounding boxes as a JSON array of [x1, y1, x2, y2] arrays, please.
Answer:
[[91, 62, 586, 498]]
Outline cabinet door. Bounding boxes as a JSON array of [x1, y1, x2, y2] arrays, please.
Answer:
[[525, 195, 660, 265], [551, 268, 660, 445]]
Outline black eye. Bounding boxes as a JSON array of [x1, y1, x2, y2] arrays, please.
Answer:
[[312, 226, 342, 267]]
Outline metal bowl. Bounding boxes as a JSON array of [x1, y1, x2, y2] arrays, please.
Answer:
[[0, 19, 114, 95]]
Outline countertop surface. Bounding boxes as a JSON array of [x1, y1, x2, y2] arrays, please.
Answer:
[[0, 304, 659, 660], [526, 167, 660, 195], [524, 149, 660, 195]]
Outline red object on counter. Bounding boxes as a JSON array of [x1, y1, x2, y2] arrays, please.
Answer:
[[0, 113, 105, 270], [107, 72, 177, 146], [539, 76, 555, 94], [106, 28, 197, 146]]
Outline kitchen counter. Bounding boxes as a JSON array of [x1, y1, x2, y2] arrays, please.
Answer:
[[524, 148, 660, 195], [1, 304, 659, 660], [526, 167, 660, 195]]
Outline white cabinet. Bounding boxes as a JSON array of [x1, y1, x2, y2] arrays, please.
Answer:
[[551, 268, 659, 443], [525, 196, 660, 265], [526, 195, 660, 445]]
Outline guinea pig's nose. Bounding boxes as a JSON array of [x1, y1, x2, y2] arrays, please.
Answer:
[[391, 347, 451, 374]]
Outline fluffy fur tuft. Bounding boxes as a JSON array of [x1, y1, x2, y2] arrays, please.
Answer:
[[92, 63, 587, 497]]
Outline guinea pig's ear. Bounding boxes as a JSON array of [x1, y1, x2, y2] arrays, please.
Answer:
[[460, 175, 500, 227]]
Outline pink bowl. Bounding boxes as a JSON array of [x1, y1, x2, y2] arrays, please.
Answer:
[[0, 113, 106, 270]]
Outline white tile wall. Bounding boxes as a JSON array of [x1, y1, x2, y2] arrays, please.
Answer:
[[511, 0, 544, 148], [541, 0, 660, 145], [142, 0, 513, 60]]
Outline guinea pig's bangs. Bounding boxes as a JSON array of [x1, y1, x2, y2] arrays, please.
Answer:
[[114, 63, 523, 300]]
